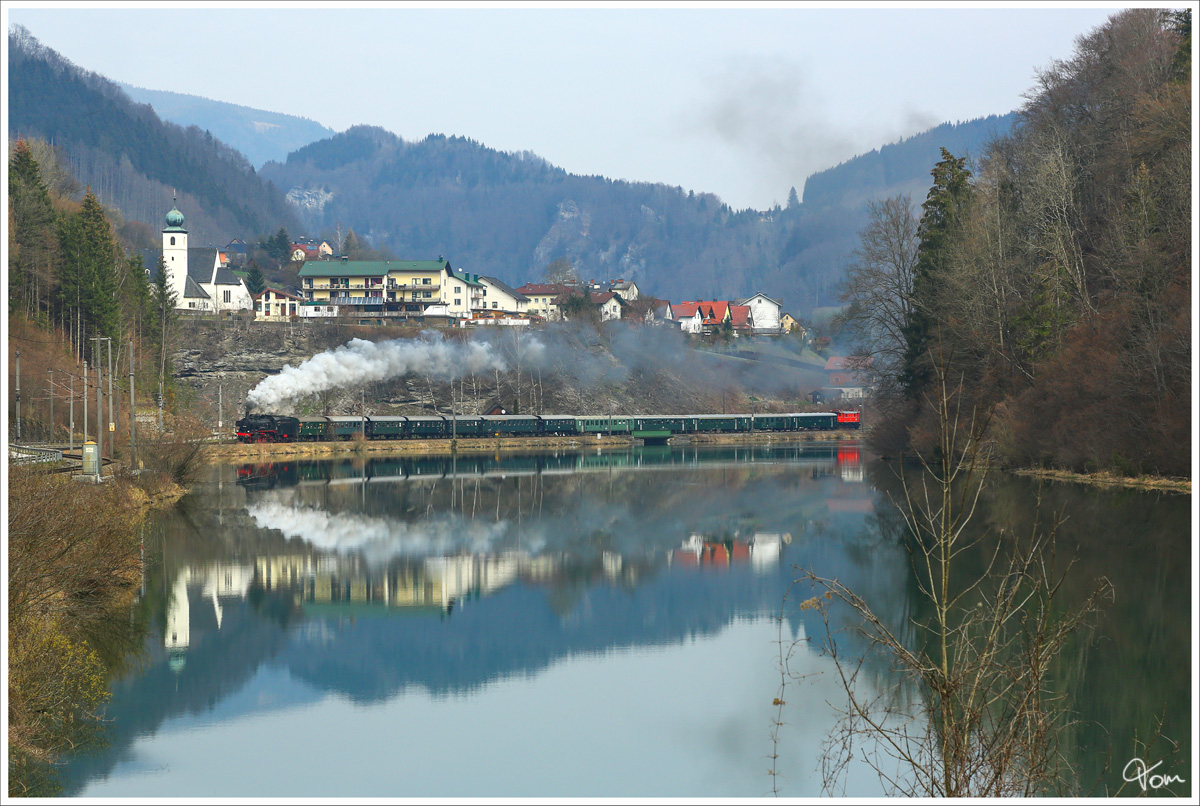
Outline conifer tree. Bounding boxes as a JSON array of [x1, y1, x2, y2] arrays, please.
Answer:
[[9, 138, 58, 319], [150, 255, 178, 401], [901, 149, 972, 398], [245, 262, 267, 296]]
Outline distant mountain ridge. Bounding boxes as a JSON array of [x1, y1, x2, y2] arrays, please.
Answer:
[[259, 115, 1014, 310], [8, 25, 1014, 317], [803, 114, 1017, 208], [118, 83, 337, 170]]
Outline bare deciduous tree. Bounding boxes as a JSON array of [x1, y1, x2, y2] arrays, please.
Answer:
[[789, 339, 1121, 797]]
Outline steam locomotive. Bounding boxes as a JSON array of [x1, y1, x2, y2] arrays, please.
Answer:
[[235, 410, 861, 443]]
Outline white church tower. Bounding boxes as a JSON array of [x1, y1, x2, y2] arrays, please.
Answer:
[[162, 196, 189, 302]]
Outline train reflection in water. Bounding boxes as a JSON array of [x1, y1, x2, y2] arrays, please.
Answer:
[[234, 441, 866, 491]]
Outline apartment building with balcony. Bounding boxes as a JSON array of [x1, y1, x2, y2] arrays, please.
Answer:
[[298, 257, 459, 318]]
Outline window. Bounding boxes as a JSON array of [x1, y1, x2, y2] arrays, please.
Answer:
[[424, 291, 432, 299], [223, 290, 232, 303], [454, 298, 461, 306], [423, 278, 431, 285], [492, 301, 498, 309]]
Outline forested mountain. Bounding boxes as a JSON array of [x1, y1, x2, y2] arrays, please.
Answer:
[[842, 8, 1190, 476], [260, 116, 1013, 313], [802, 114, 1016, 209], [9, 23, 1011, 317], [118, 83, 336, 170], [7, 25, 299, 248]]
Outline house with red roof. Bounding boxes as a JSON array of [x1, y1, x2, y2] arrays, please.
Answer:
[[675, 300, 733, 335], [590, 291, 626, 321], [729, 304, 754, 335], [514, 282, 572, 320]]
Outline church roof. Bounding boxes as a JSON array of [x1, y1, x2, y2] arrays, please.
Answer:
[[186, 248, 220, 281], [183, 275, 210, 299], [138, 247, 221, 285], [214, 266, 243, 285], [164, 204, 186, 232]]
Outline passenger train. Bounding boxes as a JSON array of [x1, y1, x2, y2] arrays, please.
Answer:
[[235, 410, 862, 443]]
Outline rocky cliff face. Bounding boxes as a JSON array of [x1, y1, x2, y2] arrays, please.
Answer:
[[172, 318, 815, 430]]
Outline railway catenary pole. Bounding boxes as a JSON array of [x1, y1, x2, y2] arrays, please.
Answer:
[[69, 372, 75, 454], [15, 350, 20, 440], [83, 360, 88, 448], [129, 340, 136, 466], [106, 338, 114, 441], [48, 369, 54, 442], [93, 338, 103, 463]]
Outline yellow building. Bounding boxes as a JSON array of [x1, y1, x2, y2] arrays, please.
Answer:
[[298, 257, 458, 319]]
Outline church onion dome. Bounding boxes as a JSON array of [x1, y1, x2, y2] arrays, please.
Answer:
[[164, 205, 186, 231]]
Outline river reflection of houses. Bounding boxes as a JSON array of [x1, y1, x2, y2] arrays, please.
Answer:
[[162, 528, 790, 657]]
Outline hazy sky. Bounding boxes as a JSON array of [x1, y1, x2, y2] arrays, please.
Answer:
[[6, 3, 1128, 211]]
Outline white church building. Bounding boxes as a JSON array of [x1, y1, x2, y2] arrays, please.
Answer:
[[141, 201, 254, 313]]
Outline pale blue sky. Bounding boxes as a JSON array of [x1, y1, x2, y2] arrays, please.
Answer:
[[6, 3, 1129, 211]]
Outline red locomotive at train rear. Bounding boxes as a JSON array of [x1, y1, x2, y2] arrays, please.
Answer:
[[836, 410, 861, 428]]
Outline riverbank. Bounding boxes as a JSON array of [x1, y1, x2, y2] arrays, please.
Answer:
[[7, 465, 180, 797], [1011, 467, 1191, 494], [203, 429, 855, 461]]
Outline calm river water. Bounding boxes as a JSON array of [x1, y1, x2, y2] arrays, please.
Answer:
[[53, 443, 1190, 797]]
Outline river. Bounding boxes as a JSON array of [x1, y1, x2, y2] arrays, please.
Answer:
[[50, 443, 1190, 797]]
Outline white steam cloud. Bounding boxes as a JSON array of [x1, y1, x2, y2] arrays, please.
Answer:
[[248, 501, 509, 564], [246, 335, 506, 412]]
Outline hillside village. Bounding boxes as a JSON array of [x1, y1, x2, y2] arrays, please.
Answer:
[[149, 201, 809, 339]]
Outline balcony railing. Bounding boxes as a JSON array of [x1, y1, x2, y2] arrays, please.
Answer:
[[387, 280, 441, 289], [305, 297, 445, 308], [323, 282, 383, 290]]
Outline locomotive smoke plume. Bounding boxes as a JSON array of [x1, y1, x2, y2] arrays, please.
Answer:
[[246, 335, 506, 412]]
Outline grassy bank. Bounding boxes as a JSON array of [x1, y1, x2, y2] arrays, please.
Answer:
[[203, 429, 855, 460], [7, 464, 187, 797], [1011, 467, 1191, 494]]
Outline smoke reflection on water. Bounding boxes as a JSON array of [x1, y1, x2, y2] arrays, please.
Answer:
[[246, 500, 512, 564]]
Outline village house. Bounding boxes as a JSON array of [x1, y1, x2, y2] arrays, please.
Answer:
[[729, 304, 755, 336], [477, 276, 531, 315], [590, 291, 626, 322], [670, 301, 705, 334], [290, 238, 333, 263], [514, 282, 571, 320], [609, 278, 639, 301], [253, 287, 304, 320], [222, 237, 249, 266], [823, 356, 874, 399], [737, 292, 783, 333], [645, 300, 680, 328]]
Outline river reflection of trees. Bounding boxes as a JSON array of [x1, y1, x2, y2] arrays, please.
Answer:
[[54, 447, 1189, 797], [862, 463, 1192, 794]]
